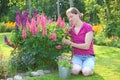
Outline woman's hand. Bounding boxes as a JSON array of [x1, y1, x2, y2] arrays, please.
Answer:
[[62, 37, 71, 45]]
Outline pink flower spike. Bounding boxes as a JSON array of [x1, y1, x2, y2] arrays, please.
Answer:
[[26, 20, 31, 29], [49, 31, 57, 41], [41, 14, 47, 36], [22, 28, 27, 40], [60, 19, 65, 28], [35, 26, 39, 34], [55, 45, 62, 50], [30, 18, 35, 35], [37, 14, 41, 26], [57, 16, 62, 27], [30, 18, 39, 36]]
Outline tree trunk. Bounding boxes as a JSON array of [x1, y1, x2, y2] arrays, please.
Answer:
[[57, 0, 60, 17], [28, 0, 31, 17], [69, 0, 74, 7]]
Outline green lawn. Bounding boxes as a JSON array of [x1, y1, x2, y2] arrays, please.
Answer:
[[0, 33, 120, 80], [25, 45, 120, 80], [0, 32, 13, 59]]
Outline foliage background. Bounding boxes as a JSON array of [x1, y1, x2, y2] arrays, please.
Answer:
[[1, 0, 120, 38]]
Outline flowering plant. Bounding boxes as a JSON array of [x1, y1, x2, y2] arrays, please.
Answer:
[[57, 53, 72, 68], [4, 9, 71, 70]]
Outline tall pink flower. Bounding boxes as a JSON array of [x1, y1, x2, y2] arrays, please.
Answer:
[[49, 31, 57, 41], [41, 14, 47, 36], [55, 45, 62, 50], [36, 14, 41, 26], [60, 18, 65, 28], [22, 28, 27, 40], [30, 18, 39, 36], [26, 20, 31, 29], [56, 16, 65, 28], [57, 16, 62, 27]]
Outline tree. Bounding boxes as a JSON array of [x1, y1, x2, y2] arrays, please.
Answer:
[[104, 0, 120, 37], [0, 0, 9, 21]]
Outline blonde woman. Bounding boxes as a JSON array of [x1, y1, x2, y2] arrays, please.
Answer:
[[62, 7, 95, 76]]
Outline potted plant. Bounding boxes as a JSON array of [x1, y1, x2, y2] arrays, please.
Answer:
[[57, 53, 72, 78]]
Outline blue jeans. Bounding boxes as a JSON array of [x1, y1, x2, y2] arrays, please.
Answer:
[[72, 54, 95, 71]]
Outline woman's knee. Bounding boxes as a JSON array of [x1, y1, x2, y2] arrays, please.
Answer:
[[82, 67, 93, 76], [71, 64, 82, 75]]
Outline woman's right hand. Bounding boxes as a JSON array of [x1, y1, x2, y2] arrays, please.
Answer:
[[62, 37, 72, 45]]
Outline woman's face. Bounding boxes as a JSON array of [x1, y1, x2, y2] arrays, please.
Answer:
[[66, 12, 79, 25]]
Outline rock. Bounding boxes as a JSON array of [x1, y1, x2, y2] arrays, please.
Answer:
[[36, 70, 44, 76], [17, 73, 27, 78], [31, 71, 40, 76], [14, 75, 23, 80], [7, 78, 14, 80], [44, 70, 51, 74]]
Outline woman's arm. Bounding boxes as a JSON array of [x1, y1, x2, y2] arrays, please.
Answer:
[[62, 31, 93, 50]]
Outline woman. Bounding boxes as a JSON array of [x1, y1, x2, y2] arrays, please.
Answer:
[[62, 7, 95, 76]]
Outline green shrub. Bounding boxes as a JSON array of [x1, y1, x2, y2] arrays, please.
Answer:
[[0, 22, 14, 32], [107, 39, 120, 48], [4, 10, 71, 72], [0, 22, 6, 33], [94, 31, 120, 48]]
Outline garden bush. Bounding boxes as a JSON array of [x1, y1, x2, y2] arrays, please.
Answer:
[[0, 22, 6, 32], [93, 24, 120, 48], [0, 22, 15, 32], [4, 9, 71, 73], [5, 22, 16, 32]]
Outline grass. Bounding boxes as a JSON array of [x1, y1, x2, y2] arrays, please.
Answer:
[[0, 32, 13, 59], [0, 33, 120, 80], [25, 45, 120, 80]]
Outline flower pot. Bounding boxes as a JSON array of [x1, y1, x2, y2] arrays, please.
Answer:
[[58, 66, 71, 78]]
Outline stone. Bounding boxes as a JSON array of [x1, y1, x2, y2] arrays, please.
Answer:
[[44, 70, 51, 74], [36, 70, 44, 76], [31, 71, 40, 76], [7, 78, 13, 80], [14, 75, 23, 80]]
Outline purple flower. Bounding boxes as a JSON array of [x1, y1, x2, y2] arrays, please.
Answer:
[[33, 8, 37, 18], [4, 36, 13, 47], [21, 10, 29, 27], [15, 10, 21, 30]]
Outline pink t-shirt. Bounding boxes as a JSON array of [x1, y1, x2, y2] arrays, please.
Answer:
[[70, 22, 94, 55]]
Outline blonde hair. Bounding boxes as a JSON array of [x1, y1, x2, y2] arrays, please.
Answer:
[[66, 7, 83, 20]]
